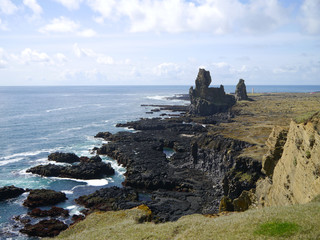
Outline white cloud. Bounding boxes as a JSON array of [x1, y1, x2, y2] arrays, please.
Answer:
[[39, 16, 96, 37], [300, 0, 320, 34], [0, 59, 7, 68], [0, 18, 8, 31], [23, 0, 43, 16], [86, 0, 288, 34], [0, 48, 7, 68], [55, 53, 68, 63], [53, 0, 83, 10], [241, 0, 288, 33], [73, 43, 95, 57], [153, 62, 181, 76], [96, 56, 114, 64], [73, 43, 114, 64], [273, 65, 299, 74], [0, 0, 18, 15], [13, 48, 52, 64], [87, 0, 116, 19], [77, 29, 97, 37], [212, 62, 230, 68], [39, 16, 79, 33]]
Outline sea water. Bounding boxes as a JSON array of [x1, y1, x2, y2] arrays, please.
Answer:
[[0, 85, 319, 239]]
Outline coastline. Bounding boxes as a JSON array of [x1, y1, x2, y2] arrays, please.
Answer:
[[1, 87, 320, 238]]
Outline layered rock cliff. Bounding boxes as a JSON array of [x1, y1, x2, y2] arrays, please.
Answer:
[[257, 112, 320, 206]]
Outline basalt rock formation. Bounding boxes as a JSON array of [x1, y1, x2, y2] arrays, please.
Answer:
[[23, 189, 67, 208], [235, 79, 249, 101], [257, 112, 320, 207], [0, 185, 25, 201], [78, 116, 262, 221], [20, 219, 68, 238], [189, 69, 235, 116], [48, 152, 80, 163], [27, 153, 114, 179]]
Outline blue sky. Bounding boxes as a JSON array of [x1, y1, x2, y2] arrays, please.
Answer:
[[0, 0, 319, 86]]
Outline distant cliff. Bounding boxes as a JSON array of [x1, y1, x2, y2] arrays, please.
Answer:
[[257, 112, 320, 206], [189, 69, 235, 116]]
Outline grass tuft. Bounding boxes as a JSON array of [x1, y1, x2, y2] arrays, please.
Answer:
[[254, 220, 300, 237]]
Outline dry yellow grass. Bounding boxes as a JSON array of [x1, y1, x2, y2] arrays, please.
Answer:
[[211, 93, 320, 161], [53, 201, 320, 240]]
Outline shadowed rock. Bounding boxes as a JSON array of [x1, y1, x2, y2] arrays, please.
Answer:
[[20, 219, 68, 237], [28, 206, 69, 218], [48, 152, 79, 163], [23, 189, 67, 208], [235, 79, 249, 101], [27, 161, 114, 179], [0, 185, 25, 201], [189, 69, 235, 116]]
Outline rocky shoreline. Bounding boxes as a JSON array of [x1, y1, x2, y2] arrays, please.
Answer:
[[1, 69, 265, 238]]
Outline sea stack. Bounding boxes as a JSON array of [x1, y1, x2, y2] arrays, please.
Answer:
[[189, 68, 235, 116], [235, 79, 249, 101]]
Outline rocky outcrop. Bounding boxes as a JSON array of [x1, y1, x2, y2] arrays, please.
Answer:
[[28, 206, 69, 218], [89, 116, 261, 221], [76, 186, 140, 212], [257, 112, 320, 206], [189, 69, 235, 116], [27, 161, 115, 179], [20, 219, 68, 237], [23, 189, 67, 208], [48, 152, 80, 163], [0, 185, 25, 201], [261, 126, 288, 176], [235, 79, 249, 101]]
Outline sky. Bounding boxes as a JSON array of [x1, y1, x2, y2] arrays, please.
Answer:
[[0, 0, 319, 86]]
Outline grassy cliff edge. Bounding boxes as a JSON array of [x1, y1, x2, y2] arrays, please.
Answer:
[[53, 200, 320, 240]]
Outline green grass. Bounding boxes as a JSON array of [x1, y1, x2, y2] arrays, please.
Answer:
[[51, 201, 320, 240], [254, 221, 300, 237]]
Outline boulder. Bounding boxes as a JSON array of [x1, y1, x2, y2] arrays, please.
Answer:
[[233, 190, 256, 211], [0, 185, 25, 201], [48, 152, 79, 163], [28, 206, 69, 217], [27, 161, 115, 179], [20, 219, 68, 237], [95, 131, 113, 140], [189, 69, 235, 116], [23, 189, 67, 208], [235, 79, 249, 101], [219, 196, 234, 212]]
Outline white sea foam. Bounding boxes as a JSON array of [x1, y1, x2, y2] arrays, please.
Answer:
[[66, 205, 84, 215], [0, 149, 52, 166], [46, 106, 82, 113], [145, 95, 170, 100], [62, 190, 73, 195], [50, 176, 110, 186], [0, 157, 24, 166], [2, 150, 44, 160]]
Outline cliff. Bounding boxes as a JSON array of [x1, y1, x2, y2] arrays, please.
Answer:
[[257, 112, 320, 206]]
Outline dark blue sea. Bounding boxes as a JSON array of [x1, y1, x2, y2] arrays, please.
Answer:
[[0, 85, 319, 239]]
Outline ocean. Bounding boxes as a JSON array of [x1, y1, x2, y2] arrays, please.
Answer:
[[0, 85, 319, 239]]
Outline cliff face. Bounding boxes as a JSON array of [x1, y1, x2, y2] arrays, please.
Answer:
[[257, 112, 320, 206]]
